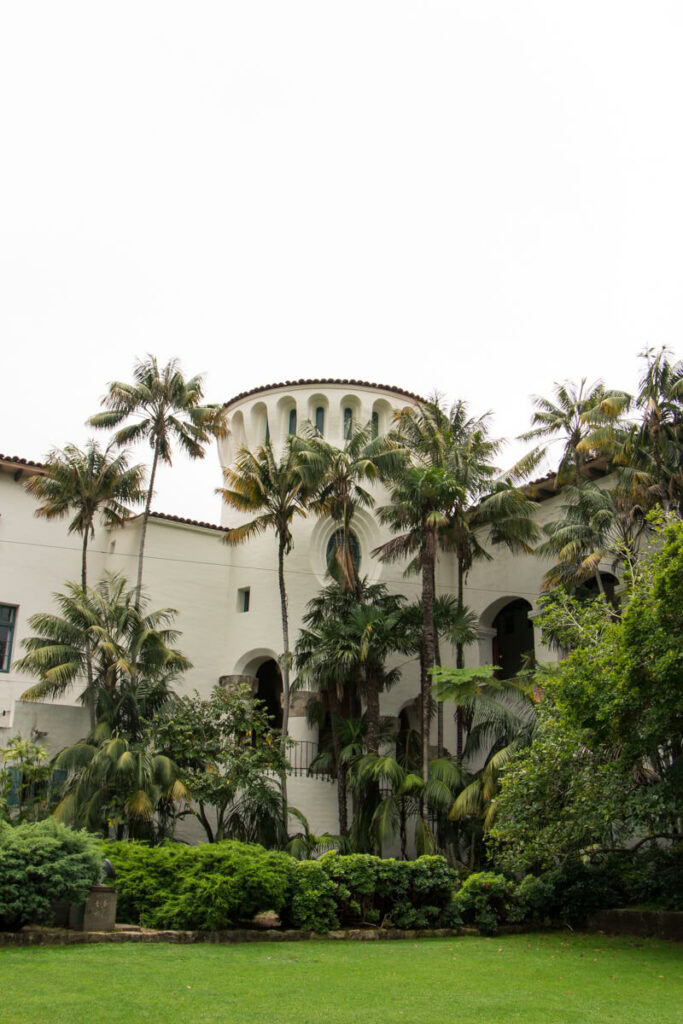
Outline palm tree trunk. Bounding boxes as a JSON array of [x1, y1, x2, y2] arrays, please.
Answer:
[[433, 562, 444, 757], [81, 527, 96, 731], [455, 558, 465, 759], [135, 443, 160, 607], [277, 535, 290, 828], [365, 671, 380, 756], [421, 528, 436, 786], [327, 686, 348, 836]]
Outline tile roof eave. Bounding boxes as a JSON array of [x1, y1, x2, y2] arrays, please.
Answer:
[[222, 378, 426, 409]]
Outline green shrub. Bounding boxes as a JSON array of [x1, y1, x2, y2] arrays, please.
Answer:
[[0, 819, 101, 930], [452, 872, 515, 935], [315, 852, 457, 929], [539, 860, 623, 924], [284, 861, 339, 932], [105, 840, 295, 930]]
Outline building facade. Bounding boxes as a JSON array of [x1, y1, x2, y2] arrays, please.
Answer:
[[0, 379, 608, 836]]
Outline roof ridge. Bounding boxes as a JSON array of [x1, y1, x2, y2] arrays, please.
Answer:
[[223, 378, 426, 408]]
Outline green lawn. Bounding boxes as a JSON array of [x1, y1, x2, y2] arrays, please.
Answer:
[[2, 933, 682, 1024]]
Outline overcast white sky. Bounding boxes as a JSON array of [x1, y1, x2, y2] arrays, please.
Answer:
[[1, 2, 681, 523]]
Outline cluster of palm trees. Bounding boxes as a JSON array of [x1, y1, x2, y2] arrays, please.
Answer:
[[14, 345, 681, 857]]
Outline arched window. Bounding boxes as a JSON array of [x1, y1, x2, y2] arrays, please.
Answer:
[[343, 407, 353, 439], [371, 411, 379, 438], [315, 406, 325, 435], [288, 409, 297, 435], [265, 418, 270, 443], [491, 598, 534, 680], [325, 528, 361, 575]]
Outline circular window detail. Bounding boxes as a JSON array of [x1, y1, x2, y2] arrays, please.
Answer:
[[325, 528, 361, 576]]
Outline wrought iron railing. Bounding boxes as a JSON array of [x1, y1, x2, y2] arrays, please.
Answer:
[[287, 739, 334, 781]]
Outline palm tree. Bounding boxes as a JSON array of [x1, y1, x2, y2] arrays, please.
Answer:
[[54, 727, 187, 839], [383, 399, 539, 760], [535, 482, 646, 594], [24, 441, 145, 592], [374, 464, 464, 784], [432, 663, 537, 865], [219, 437, 310, 820], [519, 378, 612, 485], [15, 572, 190, 736], [396, 595, 480, 757], [295, 422, 406, 593], [296, 580, 405, 838], [89, 355, 228, 600], [583, 348, 682, 513]]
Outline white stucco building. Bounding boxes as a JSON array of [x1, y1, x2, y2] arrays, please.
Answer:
[[0, 378, 614, 836]]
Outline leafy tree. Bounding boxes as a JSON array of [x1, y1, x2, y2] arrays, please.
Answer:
[[151, 684, 288, 845], [15, 572, 190, 737], [489, 514, 683, 872], [219, 437, 310, 821], [24, 441, 145, 591], [89, 355, 228, 599]]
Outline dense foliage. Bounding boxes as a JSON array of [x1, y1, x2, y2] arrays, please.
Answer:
[[104, 840, 296, 930], [0, 819, 102, 930], [151, 684, 288, 844], [489, 515, 683, 888]]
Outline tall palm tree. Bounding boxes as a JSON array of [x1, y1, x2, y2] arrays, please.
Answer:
[[89, 355, 228, 600], [218, 437, 309, 820], [24, 440, 146, 592], [519, 378, 612, 485], [296, 422, 406, 593], [373, 464, 464, 784], [15, 572, 190, 737]]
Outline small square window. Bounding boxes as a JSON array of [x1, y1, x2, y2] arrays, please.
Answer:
[[237, 587, 251, 613], [0, 605, 17, 673]]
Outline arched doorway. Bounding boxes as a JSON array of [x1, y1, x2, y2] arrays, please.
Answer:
[[491, 598, 534, 680], [255, 659, 283, 730]]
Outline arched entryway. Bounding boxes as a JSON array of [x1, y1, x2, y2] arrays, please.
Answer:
[[491, 598, 535, 680], [254, 659, 283, 730]]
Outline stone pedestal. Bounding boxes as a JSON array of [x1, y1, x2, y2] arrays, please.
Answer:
[[69, 885, 117, 932]]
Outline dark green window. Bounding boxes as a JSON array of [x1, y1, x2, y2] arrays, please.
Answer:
[[326, 529, 361, 574], [371, 411, 379, 437], [288, 409, 297, 434], [343, 407, 353, 439], [265, 419, 270, 443], [315, 406, 325, 435], [238, 587, 251, 613], [0, 605, 16, 673]]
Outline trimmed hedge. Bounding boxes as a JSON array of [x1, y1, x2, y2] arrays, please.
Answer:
[[104, 840, 683, 936], [105, 842, 460, 933], [299, 852, 459, 931], [104, 841, 296, 930], [0, 820, 102, 931]]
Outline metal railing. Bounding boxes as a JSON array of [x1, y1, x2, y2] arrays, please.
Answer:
[[287, 739, 334, 781]]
